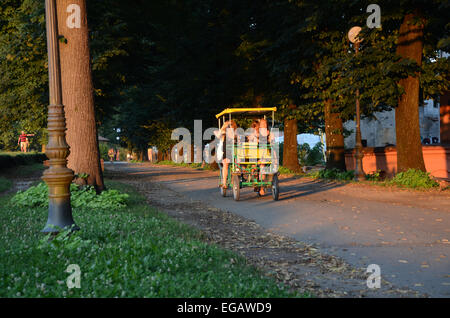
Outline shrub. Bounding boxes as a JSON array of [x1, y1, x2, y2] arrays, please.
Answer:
[[11, 182, 129, 210], [0, 152, 47, 171], [98, 143, 110, 161], [278, 166, 300, 175], [365, 170, 382, 181], [311, 168, 354, 181], [389, 169, 439, 189]]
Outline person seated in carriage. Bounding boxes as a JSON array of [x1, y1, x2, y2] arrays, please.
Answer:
[[215, 120, 238, 189]]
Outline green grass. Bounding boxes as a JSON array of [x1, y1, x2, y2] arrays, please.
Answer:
[[154, 160, 217, 171], [0, 180, 299, 297], [278, 166, 304, 176], [0, 163, 45, 180], [308, 168, 442, 191], [0, 177, 12, 193], [308, 168, 355, 181], [9, 163, 46, 178]]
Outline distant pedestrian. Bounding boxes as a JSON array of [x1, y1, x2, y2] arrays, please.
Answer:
[[116, 149, 120, 161], [108, 148, 115, 162], [18, 131, 35, 153]]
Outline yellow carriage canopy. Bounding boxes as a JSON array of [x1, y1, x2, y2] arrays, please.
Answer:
[[215, 107, 277, 119]]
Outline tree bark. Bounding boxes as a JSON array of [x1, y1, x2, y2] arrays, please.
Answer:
[[57, 0, 105, 190], [324, 99, 346, 170], [141, 147, 149, 161], [190, 144, 195, 163], [395, 12, 426, 172], [283, 118, 301, 171]]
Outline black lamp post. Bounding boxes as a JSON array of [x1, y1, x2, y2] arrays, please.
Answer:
[[42, 0, 78, 233], [348, 26, 366, 181]]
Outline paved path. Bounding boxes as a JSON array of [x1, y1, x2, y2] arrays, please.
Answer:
[[108, 163, 450, 297]]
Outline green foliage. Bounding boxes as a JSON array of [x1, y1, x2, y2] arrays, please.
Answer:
[[310, 169, 355, 181], [0, 152, 47, 171], [0, 181, 299, 297], [365, 170, 382, 181], [0, 0, 48, 150], [278, 166, 301, 175], [0, 177, 12, 193], [75, 173, 89, 180], [388, 169, 439, 189], [1, 0, 449, 169], [38, 227, 93, 251], [298, 143, 325, 166], [98, 143, 110, 161], [11, 182, 129, 210]]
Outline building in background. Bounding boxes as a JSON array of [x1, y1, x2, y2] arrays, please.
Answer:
[[344, 99, 440, 149]]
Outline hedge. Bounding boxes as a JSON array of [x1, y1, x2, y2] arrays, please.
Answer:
[[0, 152, 48, 171]]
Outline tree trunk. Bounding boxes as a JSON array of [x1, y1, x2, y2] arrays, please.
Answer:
[[395, 12, 426, 172], [57, 0, 104, 191], [440, 91, 450, 144], [190, 144, 195, 163], [324, 99, 346, 170], [141, 147, 149, 161], [283, 118, 301, 171]]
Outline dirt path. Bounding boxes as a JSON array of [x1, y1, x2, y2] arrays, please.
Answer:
[[105, 163, 430, 297]]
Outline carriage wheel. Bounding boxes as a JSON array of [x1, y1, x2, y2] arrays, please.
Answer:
[[272, 174, 279, 201], [232, 175, 240, 201]]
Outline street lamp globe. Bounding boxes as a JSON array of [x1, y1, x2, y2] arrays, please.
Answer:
[[348, 26, 363, 44]]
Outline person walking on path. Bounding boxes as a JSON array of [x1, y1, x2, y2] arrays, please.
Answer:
[[17, 131, 35, 153], [108, 148, 115, 162]]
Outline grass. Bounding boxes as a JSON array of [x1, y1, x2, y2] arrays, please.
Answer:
[[9, 163, 46, 178], [277, 166, 304, 176], [0, 177, 12, 193], [154, 160, 218, 171], [307, 168, 442, 191], [0, 180, 300, 298], [308, 169, 354, 181]]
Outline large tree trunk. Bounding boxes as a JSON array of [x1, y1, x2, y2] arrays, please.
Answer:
[[283, 118, 301, 171], [439, 91, 450, 144], [395, 12, 426, 172], [57, 0, 104, 190], [324, 99, 346, 170]]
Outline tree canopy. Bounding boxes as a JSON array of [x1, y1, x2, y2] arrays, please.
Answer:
[[1, 0, 448, 166]]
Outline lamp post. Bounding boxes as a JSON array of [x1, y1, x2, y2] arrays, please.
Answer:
[[42, 0, 78, 233], [348, 26, 365, 181]]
